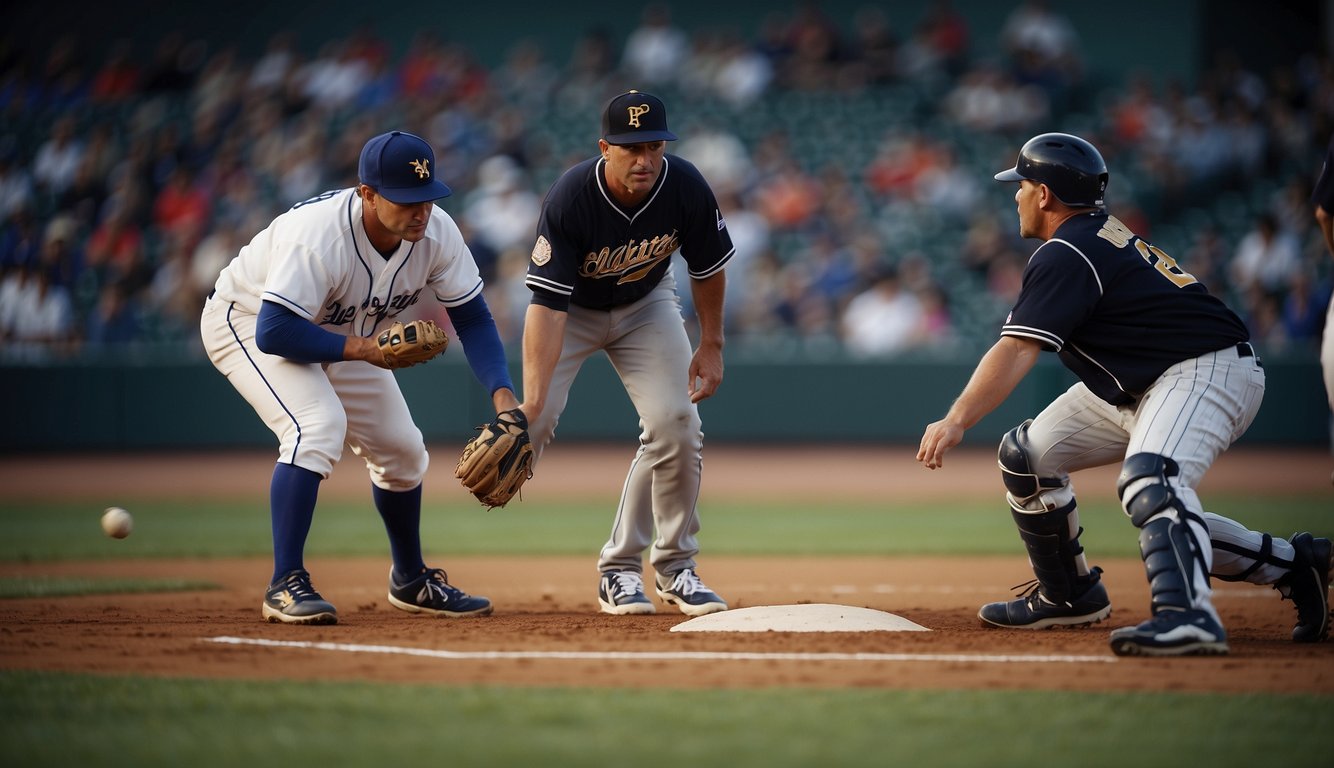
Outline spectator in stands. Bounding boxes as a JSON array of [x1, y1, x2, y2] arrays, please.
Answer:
[[710, 29, 774, 107], [32, 115, 84, 199], [11, 262, 75, 356], [622, 4, 689, 85], [84, 280, 141, 348], [90, 39, 141, 103], [842, 267, 924, 357], [0, 145, 33, 222], [463, 154, 541, 258], [999, 0, 1083, 111], [0, 204, 41, 271], [846, 6, 901, 87], [1230, 211, 1302, 295], [152, 166, 211, 247]]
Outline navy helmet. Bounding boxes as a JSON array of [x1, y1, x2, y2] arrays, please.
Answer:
[[995, 132, 1108, 208]]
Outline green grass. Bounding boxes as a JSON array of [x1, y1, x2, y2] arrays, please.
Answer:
[[0, 670, 1326, 768], [0, 495, 1328, 561], [0, 576, 217, 598]]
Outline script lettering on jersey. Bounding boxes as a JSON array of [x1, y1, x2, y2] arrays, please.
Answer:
[[321, 302, 358, 326], [322, 289, 423, 325], [364, 289, 425, 318], [1096, 216, 1198, 288], [579, 231, 682, 284]]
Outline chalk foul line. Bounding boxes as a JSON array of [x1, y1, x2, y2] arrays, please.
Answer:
[[205, 636, 1114, 664]]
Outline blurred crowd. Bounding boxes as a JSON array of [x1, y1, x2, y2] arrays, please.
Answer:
[[1, 0, 1331, 363]]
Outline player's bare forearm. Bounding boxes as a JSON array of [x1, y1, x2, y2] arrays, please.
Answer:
[[917, 336, 1040, 469], [690, 272, 727, 350], [520, 303, 567, 419], [491, 387, 520, 414], [689, 272, 726, 402], [344, 335, 390, 368]]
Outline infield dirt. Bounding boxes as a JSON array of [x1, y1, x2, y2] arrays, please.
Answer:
[[2, 445, 1331, 692]]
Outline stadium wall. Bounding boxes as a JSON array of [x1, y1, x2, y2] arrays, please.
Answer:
[[2, 356, 1325, 451]]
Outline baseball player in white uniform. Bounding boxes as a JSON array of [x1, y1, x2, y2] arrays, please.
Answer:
[[918, 133, 1331, 656], [201, 130, 520, 624]]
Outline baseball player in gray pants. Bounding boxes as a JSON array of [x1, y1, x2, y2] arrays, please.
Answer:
[[521, 91, 734, 617]]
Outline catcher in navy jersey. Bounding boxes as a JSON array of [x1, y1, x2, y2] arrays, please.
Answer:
[[917, 133, 1330, 656], [521, 90, 734, 617]]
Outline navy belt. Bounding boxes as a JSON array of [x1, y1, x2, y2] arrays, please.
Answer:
[[1236, 341, 1261, 366]]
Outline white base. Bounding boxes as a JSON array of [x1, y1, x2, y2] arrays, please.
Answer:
[[669, 603, 930, 633]]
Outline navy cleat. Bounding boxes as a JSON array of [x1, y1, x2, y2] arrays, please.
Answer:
[[655, 568, 728, 616], [388, 567, 493, 617], [598, 570, 656, 615], [978, 568, 1111, 629], [1276, 532, 1332, 643], [263, 569, 338, 625], [1109, 609, 1229, 656]]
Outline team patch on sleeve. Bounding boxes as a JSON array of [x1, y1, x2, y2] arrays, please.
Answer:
[[531, 235, 552, 266]]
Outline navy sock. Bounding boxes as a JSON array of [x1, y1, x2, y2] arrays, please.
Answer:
[[373, 484, 424, 583], [270, 463, 322, 584]]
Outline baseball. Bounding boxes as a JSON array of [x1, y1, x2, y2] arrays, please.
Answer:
[[101, 507, 133, 539]]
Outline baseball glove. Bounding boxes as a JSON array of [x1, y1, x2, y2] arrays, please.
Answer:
[[455, 408, 534, 509], [376, 319, 449, 369]]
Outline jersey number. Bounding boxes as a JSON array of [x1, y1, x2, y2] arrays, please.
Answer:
[[1134, 241, 1197, 288], [1097, 216, 1197, 288]]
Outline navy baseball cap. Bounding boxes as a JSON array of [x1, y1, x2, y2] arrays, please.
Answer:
[[601, 90, 677, 145], [358, 131, 452, 203]]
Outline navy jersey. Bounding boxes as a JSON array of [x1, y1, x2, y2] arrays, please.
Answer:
[[1002, 211, 1249, 405], [525, 154, 734, 311]]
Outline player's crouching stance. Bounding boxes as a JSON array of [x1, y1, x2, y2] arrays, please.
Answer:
[[917, 133, 1331, 656], [201, 131, 526, 624]]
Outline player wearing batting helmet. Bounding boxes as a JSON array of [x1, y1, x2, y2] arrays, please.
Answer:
[[918, 132, 1331, 655]]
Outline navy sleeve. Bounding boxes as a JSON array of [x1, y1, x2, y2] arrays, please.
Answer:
[[256, 300, 346, 363], [446, 294, 515, 395], [1002, 243, 1100, 351]]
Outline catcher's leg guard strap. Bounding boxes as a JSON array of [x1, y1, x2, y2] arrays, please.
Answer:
[[1139, 516, 1205, 613], [1011, 499, 1087, 604], [1212, 532, 1272, 582]]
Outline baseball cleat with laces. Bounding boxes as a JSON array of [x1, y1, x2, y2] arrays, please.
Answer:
[[598, 570, 656, 615], [978, 568, 1111, 629], [388, 567, 493, 617], [656, 568, 728, 616], [263, 569, 338, 625]]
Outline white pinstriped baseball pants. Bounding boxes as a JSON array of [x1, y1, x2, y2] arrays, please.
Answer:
[[1014, 343, 1282, 616]]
